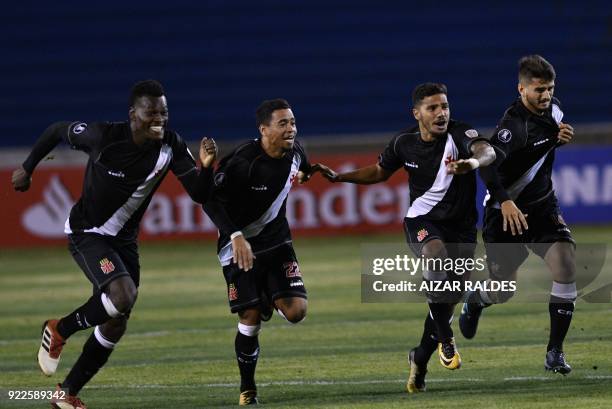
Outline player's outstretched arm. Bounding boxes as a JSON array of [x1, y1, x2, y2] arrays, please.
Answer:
[[297, 163, 336, 183], [330, 164, 393, 185], [296, 163, 325, 184], [176, 137, 219, 204], [446, 141, 496, 175], [12, 122, 72, 192]]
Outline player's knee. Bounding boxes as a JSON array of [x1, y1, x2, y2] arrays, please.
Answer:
[[107, 279, 138, 313], [277, 298, 307, 324], [550, 243, 576, 282], [238, 308, 261, 325], [284, 308, 307, 324], [421, 240, 447, 261]]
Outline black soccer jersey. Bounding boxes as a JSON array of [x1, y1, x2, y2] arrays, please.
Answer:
[[481, 97, 564, 208], [378, 120, 486, 225], [22, 121, 212, 239], [203, 139, 311, 266]]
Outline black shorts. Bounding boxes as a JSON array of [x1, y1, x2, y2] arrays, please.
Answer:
[[482, 196, 574, 279], [404, 216, 477, 259], [404, 217, 477, 302], [222, 243, 307, 313], [68, 233, 140, 292]]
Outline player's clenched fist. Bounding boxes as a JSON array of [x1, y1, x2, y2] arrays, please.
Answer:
[[12, 166, 32, 192], [557, 122, 574, 144], [199, 137, 218, 168], [312, 163, 338, 182]]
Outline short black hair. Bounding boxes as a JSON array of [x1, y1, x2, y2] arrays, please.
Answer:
[[518, 55, 556, 84], [412, 83, 447, 107], [129, 80, 165, 107], [256, 98, 291, 127]]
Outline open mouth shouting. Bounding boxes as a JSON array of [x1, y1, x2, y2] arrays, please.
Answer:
[[432, 118, 448, 134]]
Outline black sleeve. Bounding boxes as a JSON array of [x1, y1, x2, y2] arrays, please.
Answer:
[[478, 119, 525, 204], [377, 133, 404, 172], [479, 161, 510, 204], [177, 166, 214, 204], [22, 121, 104, 174], [203, 156, 249, 236], [294, 140, 312, 173], [22, 122, 70, 173], [64, 121, 104, 152], [169, 133, 213, 204], [455, 123, 489, 156]]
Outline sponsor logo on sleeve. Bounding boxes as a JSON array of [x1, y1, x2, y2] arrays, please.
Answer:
[[465, 129, 479, 139], [497, 129, 512, 143], [73, 123, 88, 134], [214, 172, 225, 186]]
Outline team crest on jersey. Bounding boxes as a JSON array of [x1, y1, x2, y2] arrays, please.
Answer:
[[99, 258, 115, 274], [416, 228, 429, 242], [228, 284, 238, 301], [444, 154, 456, 166], [465, 129, 479, 139], [284, 261, 301, 278], [497, 129, 512, 143], [73, 123, 87, 134]]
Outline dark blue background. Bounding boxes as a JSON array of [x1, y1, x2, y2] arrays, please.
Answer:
[[2, 1, 610, 146]]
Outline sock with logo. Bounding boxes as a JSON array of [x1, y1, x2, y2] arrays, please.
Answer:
[[548, 281, 577, 351], [428, 303, 454, 341], [414, 313, 438, 366], [57, 294, 112, 339], [548, 295, 575, 351], [236, 324, 260, 392], [61, 329, 115, 395]]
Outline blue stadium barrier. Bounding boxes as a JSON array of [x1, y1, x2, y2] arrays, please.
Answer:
[[476, 146, 612, 225]]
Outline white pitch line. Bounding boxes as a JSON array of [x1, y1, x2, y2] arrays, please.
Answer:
[[82, 375, 612, 390]]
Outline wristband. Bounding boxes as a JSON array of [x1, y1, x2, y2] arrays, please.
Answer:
[[467, 158, 480, 170], [230, 231, 243, 240]]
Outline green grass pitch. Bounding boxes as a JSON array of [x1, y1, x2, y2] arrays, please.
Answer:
[[1, 226, 611, 408]]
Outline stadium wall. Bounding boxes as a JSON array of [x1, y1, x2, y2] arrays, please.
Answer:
[[2, 1, 611, 147]]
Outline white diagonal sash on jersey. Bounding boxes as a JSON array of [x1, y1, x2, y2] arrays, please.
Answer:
[[486, 151, 550, 209], [406, 134, 458, 218], [552, 103, 563, 125], [65, 144, 173, 235], [218, 153, 301, 266], [485, 104, 562, 208]]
